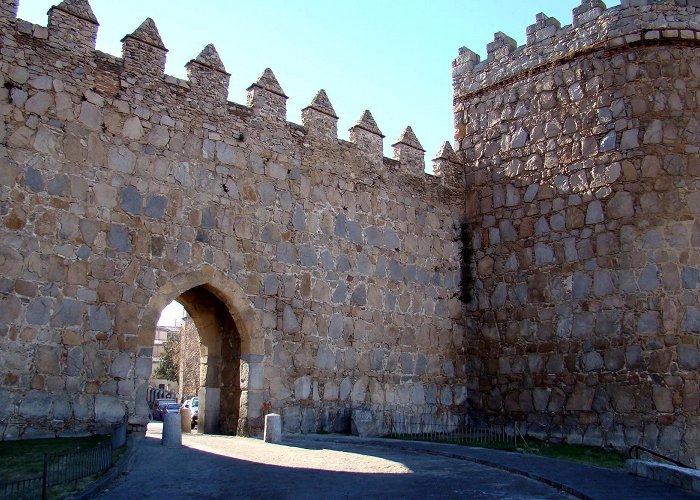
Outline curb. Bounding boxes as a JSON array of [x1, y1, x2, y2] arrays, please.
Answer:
[[66, 435, 138, 500]]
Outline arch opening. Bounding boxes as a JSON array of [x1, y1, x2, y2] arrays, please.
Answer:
[[136, 268, 264, 436], [178, 285, 241, 435]]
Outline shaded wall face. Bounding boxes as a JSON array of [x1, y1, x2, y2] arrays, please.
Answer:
[[0, 14, 465, 439], [456, 43, 700, 464]]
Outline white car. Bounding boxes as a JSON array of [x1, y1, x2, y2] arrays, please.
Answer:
[[183, 397, 199, 428]]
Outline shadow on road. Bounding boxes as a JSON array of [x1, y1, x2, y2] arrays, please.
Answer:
[[98, 429, 569, 500]]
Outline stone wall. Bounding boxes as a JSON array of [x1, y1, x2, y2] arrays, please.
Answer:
[[453, 0, 700, 465], [0, 0, 466, 439]]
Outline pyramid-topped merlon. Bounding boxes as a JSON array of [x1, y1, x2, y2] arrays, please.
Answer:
[[190, 44, 229, 75], [122, 18, 166, 50], [392, 126, 424, 152], [53, 0, 98, 24], [248, 68, 287, 98], [351, 110, 384, 138], [304, 90, 338, 119], [433, 141, 459, 162]]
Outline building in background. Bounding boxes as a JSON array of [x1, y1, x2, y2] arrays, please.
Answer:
[[151, 325, 180, 395]]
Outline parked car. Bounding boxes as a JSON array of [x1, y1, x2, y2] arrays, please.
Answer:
[[183, 397, 199, 429], [153, 399, 177, 421], [161, 403, 182, 417]]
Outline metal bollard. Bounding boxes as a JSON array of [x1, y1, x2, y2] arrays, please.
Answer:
[[162, 412, 182, 447], [264, 413, 282, 443]]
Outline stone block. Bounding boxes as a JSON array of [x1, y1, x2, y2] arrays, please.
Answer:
[[639, 265, 660, 291], [350, 284, 367, 306], [351, 408, 383, 437], [323, 381, 339, 401], [51, 298, 83, 327], [586, 200, 604, 224], [281, 406, 301, 433], [108, 224, 131, 252], [610, 385, 635, 413], [110, 352, 132, 379], [95, 394, 125, 423], [144, 194, 167, 218], [625, 346, 643, 369], [240, 361, 264, 390], [637, 311, 659, 335], [652, 386, 674, 413], [566, 384, 594, 411], [79, 102, 103, 131], [593, 270, 615, 297], [604, 348, 625, 371], [88, 304, 111, 332], [681, 267, 700, 289], [294, 375, 312, 400], [107, 146, 136, 173], [328, 313, 344, 339], [119, 186, 142, 215], [134, 357, 152, 379], [66, 347, 83, 376], [19, 391, 52, 418], [583, 351, 604, 371], [351, 376, 369, 402], [25, 297, 53, 325], [370, 348, 385, 371], [682, 307, 700, 333], [282, 305, 300, 333], [677, 345, 699, 370]]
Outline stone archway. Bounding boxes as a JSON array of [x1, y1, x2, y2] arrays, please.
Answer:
[[135, 266, 264, 435]]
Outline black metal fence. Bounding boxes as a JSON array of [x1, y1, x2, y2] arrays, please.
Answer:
[[0, 476, 43, 500], [0, 441, 113, 500], [385, 414, 519, 449]]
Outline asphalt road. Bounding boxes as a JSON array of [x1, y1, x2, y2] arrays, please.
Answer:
[[97, 423, 573, 499]]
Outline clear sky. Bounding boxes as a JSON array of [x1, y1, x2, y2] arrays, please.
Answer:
[[18, 0, 620, 165], [17, 0, 621, 326]]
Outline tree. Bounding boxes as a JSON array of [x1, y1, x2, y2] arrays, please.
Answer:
[[155, 333, 179, 381]]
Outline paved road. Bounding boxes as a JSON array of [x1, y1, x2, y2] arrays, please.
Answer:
[[98, 423, 572, 499], [97, 423, 697, 499]]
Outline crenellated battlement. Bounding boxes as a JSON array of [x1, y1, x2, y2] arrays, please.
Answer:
[[453, 0, 700, 99], [3, 0, 461, 186]]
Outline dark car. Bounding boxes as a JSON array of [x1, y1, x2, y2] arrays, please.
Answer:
[[162, 403, 182, 417], [154, 399, 177, 420]]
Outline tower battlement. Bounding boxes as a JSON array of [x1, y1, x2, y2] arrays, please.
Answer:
[[453, 0, 700, 99]]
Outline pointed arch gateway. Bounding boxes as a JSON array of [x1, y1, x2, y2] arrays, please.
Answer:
[[136, 266, 264, 435]]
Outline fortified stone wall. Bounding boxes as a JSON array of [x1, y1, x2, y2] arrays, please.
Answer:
[[454, 0, 700, 465], [0, 0, 467, 439]]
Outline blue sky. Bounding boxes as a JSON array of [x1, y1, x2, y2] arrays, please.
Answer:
[[18, 1, 620, 167]]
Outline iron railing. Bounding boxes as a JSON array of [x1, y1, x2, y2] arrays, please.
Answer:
[[0, 475, 43, 500], [385, 414, 519, 449], [628, 445, 692, 469], [0, 441, 113, 500]]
